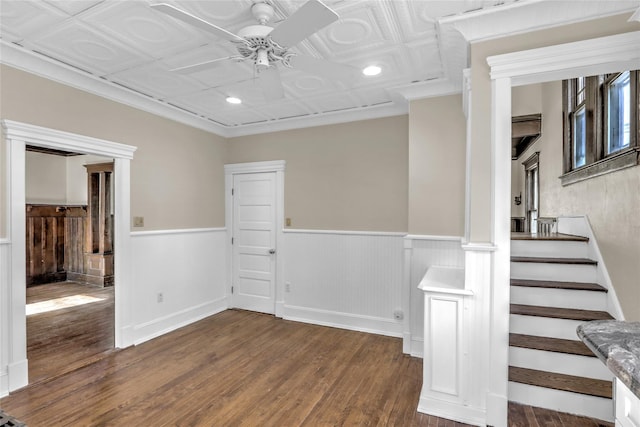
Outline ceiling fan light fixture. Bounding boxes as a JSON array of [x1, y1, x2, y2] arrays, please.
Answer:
[[256, 48, 270, 70], [362, 65, 382, 76], [226, 96, 242, 104]]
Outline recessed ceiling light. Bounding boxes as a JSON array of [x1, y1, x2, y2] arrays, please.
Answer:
[[362, 65, 381, 76], [226, 96, 242, 104]]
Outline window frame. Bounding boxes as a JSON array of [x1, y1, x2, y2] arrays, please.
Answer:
[[561, 70, 639, 186]]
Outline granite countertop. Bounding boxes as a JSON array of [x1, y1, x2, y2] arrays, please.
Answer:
[[577, 320, 640, 399]]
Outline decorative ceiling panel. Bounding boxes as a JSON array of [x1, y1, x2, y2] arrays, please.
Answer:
[[1, 0, 637, 137]]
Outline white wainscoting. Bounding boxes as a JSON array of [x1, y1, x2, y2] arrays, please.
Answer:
[[1, 239, 11, 397], [130, 228, 228, 345], [405, 236, 465, 357], [282, 229, 405, 337]]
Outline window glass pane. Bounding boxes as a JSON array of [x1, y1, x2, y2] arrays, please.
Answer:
[[574, 106, 586, 168], [607, 71, 631, 154]]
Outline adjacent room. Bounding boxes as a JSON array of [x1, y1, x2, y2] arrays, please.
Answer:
[[1, 1, 639, 426]]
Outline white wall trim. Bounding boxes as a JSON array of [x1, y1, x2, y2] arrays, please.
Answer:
[[488, 31, 640, 87], [131, 227, 226, 237], [133, 297, 227, 345], [285, 229, 406, 237], [1, 119, 137, 393], [2, 119, 136, 160], [0, 239, 9, 245], [405, 234, 462, 241], [485, 30, 639, 427], [282, 304, 403, 338], [418, 396, 486, 427], [462, 242, 497, 252], [224, 160, 286, 174], [225, 160, 285, 317]]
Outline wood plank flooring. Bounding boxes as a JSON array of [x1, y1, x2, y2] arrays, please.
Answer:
[[25, 281, 114, 384], [3, 286, 614, 426]]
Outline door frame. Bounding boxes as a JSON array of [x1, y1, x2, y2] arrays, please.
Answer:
[[2, 120, 137, 394], [522, 151, 540, 233], [486, 31, 640, 425], [224, 160, 285, 317]]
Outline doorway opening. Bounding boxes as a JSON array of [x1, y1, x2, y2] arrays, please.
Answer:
[[3, 120, 136, 394], [24, 147, 116, 383]]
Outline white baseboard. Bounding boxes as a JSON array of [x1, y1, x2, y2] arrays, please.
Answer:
[[133, 297, 228, 345], [283, 304, 402, 338], [8, 359, 28, 393], [486, 391, 509, 427], [410, 337, 424, 358], [418, 395, 486, 426], [1, 372, 8, 397]]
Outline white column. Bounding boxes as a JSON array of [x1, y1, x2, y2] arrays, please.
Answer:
[[486, 76, 512, 427], [114, 158, 134, 348], [8, 137, 28, 391]]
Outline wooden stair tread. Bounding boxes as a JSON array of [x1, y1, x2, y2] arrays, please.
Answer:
[[510, 304, 614, 321], [511, 256, 597, 265], [510, 278, 607, 292], [509, 333, 596, 357], [509, 366, 612, 398], [511, 232, 589, 242]]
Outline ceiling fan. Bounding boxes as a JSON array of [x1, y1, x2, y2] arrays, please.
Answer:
[[150, 0, 359, 101]]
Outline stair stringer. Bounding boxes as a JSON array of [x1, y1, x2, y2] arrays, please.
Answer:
[[557, 216, 624, 320]]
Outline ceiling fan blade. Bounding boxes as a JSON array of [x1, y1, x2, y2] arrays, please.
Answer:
[[290, 55, 359, 85], [150, 3, 245, 43], [269, 0, 338, 47], [258, 66, 285, 102], [170, 56, 243, 74]]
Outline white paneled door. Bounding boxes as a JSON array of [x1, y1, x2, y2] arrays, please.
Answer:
[[232, 172, 277, 314]]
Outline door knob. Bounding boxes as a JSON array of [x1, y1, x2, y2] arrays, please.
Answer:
[[269, 249, 276, 254]]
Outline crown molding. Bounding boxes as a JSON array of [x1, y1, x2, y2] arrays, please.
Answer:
[[1, 40, 424, 139], [441, 0, 639, 43], [0, 40, 230, 137]]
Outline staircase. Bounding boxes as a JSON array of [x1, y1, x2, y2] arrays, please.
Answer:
[[508, 232, 615, 422]]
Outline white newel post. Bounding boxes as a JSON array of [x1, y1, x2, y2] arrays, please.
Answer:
[[417, 265, 487, 426]]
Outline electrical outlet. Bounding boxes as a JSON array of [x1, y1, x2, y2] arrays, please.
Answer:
[[285, 218, 291, 227], [285, 282, 291, 292], [133, 216, 144, 227], [157, 292, 163, 303]]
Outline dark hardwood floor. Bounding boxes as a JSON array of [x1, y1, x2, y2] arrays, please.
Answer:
[[2, 290, 613, 426], [26, 281, 114, 383]]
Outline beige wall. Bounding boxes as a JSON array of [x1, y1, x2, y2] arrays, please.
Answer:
[[228, 116, 408, 232], [408, 95, 466, 236], [513, 80, 640, 320], [24, 152, 112, 206], [25, 151, 67, 204], [0, 65, 227, 230], [469, 13, 639, 242]]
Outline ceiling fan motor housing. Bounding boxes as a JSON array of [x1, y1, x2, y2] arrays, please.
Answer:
[[235, 3, 293, 69]]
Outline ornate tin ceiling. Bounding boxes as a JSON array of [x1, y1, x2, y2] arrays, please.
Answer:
[[1, 0, 638, 137]]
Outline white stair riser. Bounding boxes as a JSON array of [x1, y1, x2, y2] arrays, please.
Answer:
[[510, 286, 607, 311], [511, 262, 597, 283], [508, 382, 613, 422], [510, 314, 587, 341], [509, 347, 613, 380], [511, 240, 589, 258]]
